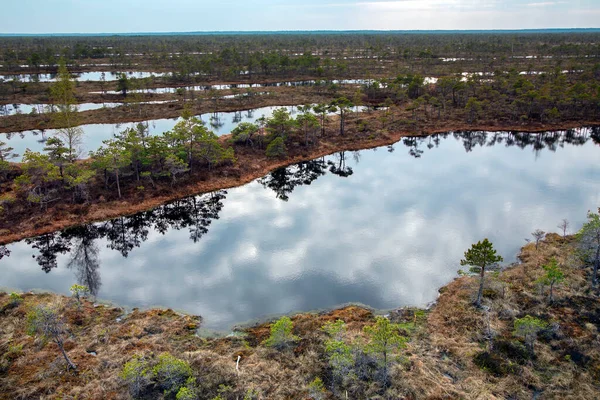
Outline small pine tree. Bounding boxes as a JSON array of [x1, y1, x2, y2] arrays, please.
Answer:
[[263, 316, 299, 350], [460, 238, 504, 308], [538, 258, 564, 302], [265, 137, 287, 158], [69, 284, 89, 305], [307, 377, 327, 400], [514, 316, 547, 357], [363, 316, 407, 385], [322, 320, 354, 388]]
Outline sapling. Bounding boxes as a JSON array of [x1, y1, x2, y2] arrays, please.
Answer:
[[513, 315, 548, 357], [537, 258, 564, 302], [27, 305, 77, 371], [263, 316, 299, 350], [69, 284, 89, 306], [363, 316, 407, 386]]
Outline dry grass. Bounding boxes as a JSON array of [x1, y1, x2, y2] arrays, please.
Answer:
[[1, 234, 599, 399]]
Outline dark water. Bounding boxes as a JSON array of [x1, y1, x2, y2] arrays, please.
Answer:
[[1, 129, 599, 330]]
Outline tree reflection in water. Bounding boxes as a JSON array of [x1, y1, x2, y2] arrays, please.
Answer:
[[5, 128, 596, 295]]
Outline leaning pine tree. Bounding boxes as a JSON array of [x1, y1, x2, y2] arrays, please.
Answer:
[[460, 238, 503, 308]]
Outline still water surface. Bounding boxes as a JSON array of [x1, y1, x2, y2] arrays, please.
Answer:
[[1, 129, 599, 330], [1, 105, 306, 160], [0, 71, 167, 83], [2, 105, 371, 160]]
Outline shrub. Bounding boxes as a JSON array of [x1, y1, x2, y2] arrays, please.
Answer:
[[8, 292, 22, 305], [364, 316, 407, 385], [322, 320, 354, 386], [308, 377, 327, 400], [120, 355, 151, 398], [265, 137, 287, 158], [69, 284, 89, 304], [152, 353, 193, 393], [513, 315, 548, 356], [243, 388, 260, 400], [231, 122, 259, 146], [27, 305, 77, 370], [175, 377, 199, 400], [263, 316, 299, 350]]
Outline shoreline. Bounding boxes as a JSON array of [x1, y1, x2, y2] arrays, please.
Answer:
[[3, 232, 598, 399], [1, 120, 598, 246]]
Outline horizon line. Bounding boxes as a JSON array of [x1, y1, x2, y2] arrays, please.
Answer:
[[1, 28, 600, 37]]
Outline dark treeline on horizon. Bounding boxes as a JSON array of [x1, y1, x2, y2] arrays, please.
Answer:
[[1, 31, 599, 72]]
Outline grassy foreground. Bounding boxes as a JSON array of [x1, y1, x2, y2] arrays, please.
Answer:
[[1, 233, 599, 399]]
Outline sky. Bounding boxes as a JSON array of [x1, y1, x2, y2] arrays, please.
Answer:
[[2, 0, 600, 34]]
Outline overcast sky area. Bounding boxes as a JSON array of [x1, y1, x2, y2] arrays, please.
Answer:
[[2, 0, 600, 34]]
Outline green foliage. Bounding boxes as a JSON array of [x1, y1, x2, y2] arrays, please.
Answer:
[[163, 154, 189, 183], [69, 284, 89, 302], [176, 387, 196, 400], [266, 108, 296, 140], [120, 355, 151, 399], [43, 137, 69, 168], [231, 122, 259, 146], [514, 315, 548, 336], [152, 353, 193, 393], [175, 377, 199, 400], [322, 320, 354, 387], [116, 73, 130, 96], [0, 140, 17, 163], [513, 315, 548, 355], [263, 316, 299, 350], [265, 137, 287, 158], [363, 316, 407, 368], [577, 210, 600, 287], [50, 60, 82, 160], [307, 377, 326, 400], [460, 238, 504, 307], [8, 292, 22, 305], [50, 59, 76, 107], [460, 238, 504, 275], [15, 150, 61, 191], [243, 387, 260, 400], [465, 97, 483, 123], [537, 257, 565, 301]]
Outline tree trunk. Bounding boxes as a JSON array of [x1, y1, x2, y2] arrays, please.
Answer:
[[115, 169, 121, 199], [475, 265, 486, 307], [56, 339, 77, 371], [593, 246, 599, 288]]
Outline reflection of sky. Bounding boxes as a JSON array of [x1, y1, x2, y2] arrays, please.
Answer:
[[2, 105, 301, 160], [1, 133, 599, 330], [0, 71, 167, 83]]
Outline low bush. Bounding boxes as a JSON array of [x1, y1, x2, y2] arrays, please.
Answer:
[[152, 353, 193, 394], [120, 355, 151, 399], [263, 316, 299, 350]]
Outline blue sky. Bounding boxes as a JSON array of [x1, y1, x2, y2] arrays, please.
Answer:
[[3, 0, 600, 33]]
